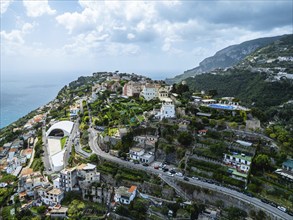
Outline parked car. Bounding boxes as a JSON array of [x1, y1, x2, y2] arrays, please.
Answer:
[[192, 176, 199, 180], [175, 172, 183, 177], [167, 172, 174, 177], [154, 166, 159, 169], [142, 163, 149, 167], [183, 177, 189, 181], [277, 206, 286, 212], [170, 170, 176, 174], [163, 168, 169, 172]]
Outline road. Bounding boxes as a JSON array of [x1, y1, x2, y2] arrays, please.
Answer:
[[26, 137, 38, 168], [42, 117, 52, 173], [63, 120, 80, 167], [88, 128, 291, 220]]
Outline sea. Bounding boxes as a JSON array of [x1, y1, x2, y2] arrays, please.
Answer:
[[0, 71, 169, 129]]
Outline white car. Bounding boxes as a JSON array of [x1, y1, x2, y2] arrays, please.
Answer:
[[192, 176, 199, 180], [167, 172, 174, 177], [277, 206, 286, 212], [175, 172, 183, 177]]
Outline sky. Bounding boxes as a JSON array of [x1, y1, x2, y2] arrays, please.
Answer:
[[1, 0, 292, 79]]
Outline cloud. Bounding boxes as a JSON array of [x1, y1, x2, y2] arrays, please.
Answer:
[[23, 0, 56, 17], [0, 0, 13, 14]]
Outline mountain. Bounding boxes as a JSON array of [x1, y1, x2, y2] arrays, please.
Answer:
[[166, 35, 286, 84], [185, 34, 293, 123]]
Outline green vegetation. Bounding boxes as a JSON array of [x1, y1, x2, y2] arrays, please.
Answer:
[[60, 136, 68, 149]]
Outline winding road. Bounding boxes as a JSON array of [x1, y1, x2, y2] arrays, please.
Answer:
[[88, 128, 291, 220]]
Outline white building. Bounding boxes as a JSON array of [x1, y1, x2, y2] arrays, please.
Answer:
[[77, 163, 100, 186], [129, 147, 145, 160], [223, 154, 252, 173], [114, 186, 137, 205], [156, 101, 176, 120], [59, 167, 78, 192], [140, 84, 157, 101], [38, 184, 64, 206], [140, 153, 155, 164]]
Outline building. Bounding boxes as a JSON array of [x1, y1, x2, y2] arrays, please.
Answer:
[[139, 153, 155, 164], [158, 87, 169, 101], [37, 184, 64, 206], [282, 159, 293, 172], [140, 84, 157, 101], [18, 170, 46, 197], [129, 147, 145, 160], [48, 206, 68, 218], [59, 167, 78, 192], [77, 163, 100, 187], [156, 101, 176, 120], [114, 185, 137, 205], [82, 183, 112, 204], [134, 135, 158, 148], [223, 154, 252, 173], [123, 81, 142, 97]]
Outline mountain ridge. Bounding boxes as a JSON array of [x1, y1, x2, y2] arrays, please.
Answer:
[[166, 35, 287, 84]]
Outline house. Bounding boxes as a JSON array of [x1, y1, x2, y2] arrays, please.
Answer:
[[18, 170, 47, 197], [275, 159, 293, 182], [158, 87, 169, 101], [59, 167, 78, 192], [21, 149, 33, 159], [69, 106, 79, 118], [37, 184, 64, 206], [198, 129, 208, 136], [223, 154, 252, 173], [122, 81, 142, 97], [282, 159, 293, 172], [114, 185, 137, 205], [140, 84, 157, 101], [140, 153, 155, 164], [77, 163, 100, 187], [156, 101, 175, 120], [129, 147, 145, 160]]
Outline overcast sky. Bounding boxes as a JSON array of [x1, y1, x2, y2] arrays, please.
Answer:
[[1, 0, 292, 79]]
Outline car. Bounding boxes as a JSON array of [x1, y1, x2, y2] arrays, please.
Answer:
[[175, 172, 183, 177], [277, 206, 286, 212], [183, 177, 189, 181], [261, 198, 269, 204], [244, 192, 253, 197], [192, 176, 199, 180], [170, 170, 176, 174], [154, 166, 159, 169], [167, 172, 174, 177], [270, 203, 277, 208], [142, 163, 149, 167], [163, 168, 169, 172]]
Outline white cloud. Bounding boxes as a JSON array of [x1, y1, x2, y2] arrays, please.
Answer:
[[23, 0, 56, 17], [0, 22, 36, 54], [0, 0, 13, 14], [127, 33, 135, 40]]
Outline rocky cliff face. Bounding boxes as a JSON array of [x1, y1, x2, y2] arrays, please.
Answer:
[[165, 35, 285, 84]]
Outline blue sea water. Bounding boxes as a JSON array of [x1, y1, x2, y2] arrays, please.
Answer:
[[0, 72, 82, 129], [0, 71, 168, 129]]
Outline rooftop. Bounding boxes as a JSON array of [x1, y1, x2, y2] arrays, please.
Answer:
[[130, 147, 144, 153], [128, 185, 137, 193], [232, 154, 252, 162], [48, 188, 63, 195], [283, 159, 293, 169]]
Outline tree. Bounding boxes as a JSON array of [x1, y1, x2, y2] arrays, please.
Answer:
[[68, 200, 85, 218], [89, 154, 99, 164], [226, 207, 247, 220], [178, 132, 193, 147], [36, 205, 47, 214], [254, 154, 271, 171]]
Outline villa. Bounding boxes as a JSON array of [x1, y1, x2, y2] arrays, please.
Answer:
[[114, 185, 137, 205]]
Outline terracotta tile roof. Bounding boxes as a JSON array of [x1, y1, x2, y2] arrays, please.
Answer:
[[22, 149, 33, 155], [9, 148, 17, 152], [128, 185, 137, 193], [21, 168, 34, 176]]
